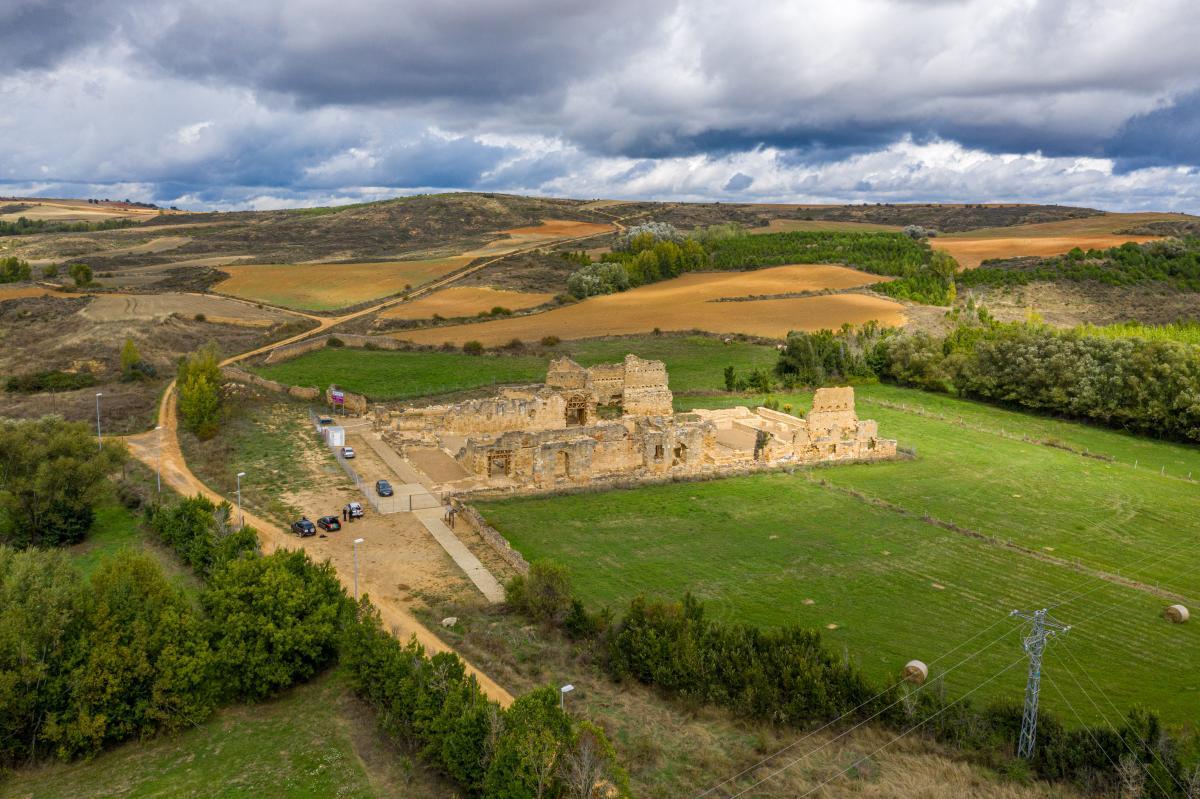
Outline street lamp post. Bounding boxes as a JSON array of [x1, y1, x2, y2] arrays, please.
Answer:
[[353, 538, 365, 600], [94, 393, 103, 450], [155, 425, 163, 496], [560, 683, 574, 712], [236, 471, 246, 529]]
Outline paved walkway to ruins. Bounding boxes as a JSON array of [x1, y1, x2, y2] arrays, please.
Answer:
[[360, 430, 506, 603], [412, 508, 506, 603]]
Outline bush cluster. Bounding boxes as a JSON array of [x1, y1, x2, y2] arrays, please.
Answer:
[[0, 256, 31, 283], [341, 593, 629, 798], [5, 370, 97, 393]]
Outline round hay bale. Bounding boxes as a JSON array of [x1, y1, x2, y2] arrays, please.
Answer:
[[1164, 604, 1189, 623], [903, 660, 929, 685]]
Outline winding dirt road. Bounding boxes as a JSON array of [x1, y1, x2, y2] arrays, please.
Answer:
[[121, 218, 623, 707]]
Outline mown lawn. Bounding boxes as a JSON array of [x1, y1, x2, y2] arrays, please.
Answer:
[[252, 334, 777, 401], [478, 384, 1200, 726], [0, 670, 451, 799]]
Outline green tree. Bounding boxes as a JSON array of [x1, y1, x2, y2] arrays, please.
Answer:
[[149, 495, 258, 577], [0, 546, 87, 768], [67, 262, 92, 287], [177, 344, 223, 439], [0, 418, 127, 548], [559, 721, 630, 799], [203, 549, 350, 700], [119, 337, 142, 380], [44, 552, 215, 758], [0, 256, 32, 283], [484, 687, 573, 799]]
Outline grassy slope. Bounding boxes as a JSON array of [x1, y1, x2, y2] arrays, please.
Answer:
[[478, 384, 1200, 725], [253, 335, 778, 401], [0, 670, 451, 799]]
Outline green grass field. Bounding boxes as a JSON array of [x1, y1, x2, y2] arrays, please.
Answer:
[[0, 670, 450, 799], [253, 335, 778, 401], [478, 384, 1200, 726]]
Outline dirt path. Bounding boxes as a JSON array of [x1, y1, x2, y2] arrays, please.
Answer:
[[124, 389, 515, 707]]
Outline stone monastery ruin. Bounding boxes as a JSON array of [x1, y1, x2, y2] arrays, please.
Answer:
[[376, 354, 896, 494]]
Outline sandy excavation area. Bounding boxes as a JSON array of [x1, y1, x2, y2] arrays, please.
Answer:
[[379, 286, 555, 320], [0, 286, 71, 301], [396, 264, 904, 346], [215, 256, 474, 310], [79, 292, 299, 327]]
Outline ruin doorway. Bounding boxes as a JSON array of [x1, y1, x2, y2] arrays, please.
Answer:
[[565, 395, 588, 426], [653, 443, 665, 462], [487, 450, 512, 477], [555, 450, 570, 478], [672, 442, 687, 465]]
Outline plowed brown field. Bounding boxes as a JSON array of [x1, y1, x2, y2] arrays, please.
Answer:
[[464, 218, 612, 257], [378, 286, 554, 320], [215, 256, 473, 310], [394, 264, 903, 346]]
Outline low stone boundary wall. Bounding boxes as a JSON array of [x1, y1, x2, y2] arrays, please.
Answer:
[[262, 333, 411, 365], [221, 366, 319, 400], [456, 503, 530, 576]]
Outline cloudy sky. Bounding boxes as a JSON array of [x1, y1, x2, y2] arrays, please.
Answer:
[[4, 0, 1200, 211]]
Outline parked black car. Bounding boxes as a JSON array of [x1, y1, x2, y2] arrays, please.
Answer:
[[291, 518, 317, 537], [376, 480, 394, 497], [317, 515, 341, 532]]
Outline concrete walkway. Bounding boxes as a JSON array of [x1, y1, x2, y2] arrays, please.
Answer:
[[362, 430, 506, 603], [414, 508, 506, 603]]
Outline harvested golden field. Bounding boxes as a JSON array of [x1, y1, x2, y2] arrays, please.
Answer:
[[395, 264, 903, 346], [215, 256, 473, 310], [379, 286, 554, 320]]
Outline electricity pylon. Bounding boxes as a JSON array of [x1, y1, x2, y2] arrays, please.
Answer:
[[1010, 608, 1071, 759]]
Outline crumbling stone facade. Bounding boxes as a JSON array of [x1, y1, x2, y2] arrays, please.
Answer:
[[376, 356, 896, 493]]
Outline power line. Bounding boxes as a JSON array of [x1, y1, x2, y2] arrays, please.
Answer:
[[1058, 642, 1187, 797], [746, 655, 1028, 799], [699, 622, 1022, 799]]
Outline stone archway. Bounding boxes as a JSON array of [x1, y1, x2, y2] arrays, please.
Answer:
[[487, 450, 512, 477]]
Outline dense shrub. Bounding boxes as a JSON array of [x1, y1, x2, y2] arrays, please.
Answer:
[[5, 370, 97, 393], [148, 494, 258, 578], [203, 549, 351, 701], [463, 340, 484, 355], [775, 321, 894, 387], [0, 418, 127, 548], [68, 262, 92, 287], [177, 343, 223, 439], [44, 552, 215, 758], [505, 560, 573, 625], [340, 599, 627, 798], [566, 262, 630, 298], [0, 256, 32, 283]]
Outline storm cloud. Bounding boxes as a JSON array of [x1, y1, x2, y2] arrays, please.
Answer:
[[4, 0, 1200, 210]]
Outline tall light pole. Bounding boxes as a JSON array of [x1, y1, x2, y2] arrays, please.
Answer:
[[155, 425, 163, 496], [94, 392, 103, 450], [236, 471, 246, 529], [353, 538, 365, 600], [560, 683, 574, 712]]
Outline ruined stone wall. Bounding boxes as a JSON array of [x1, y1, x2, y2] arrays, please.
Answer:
[[545, 357, 588, 391], [388, 391, 567, 437], [619, 355, 673, 416], [326, 385, 368, 416], [221, 366, 320, 400], [807, 386, 857, 438], [588, 362, 626, 405]]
